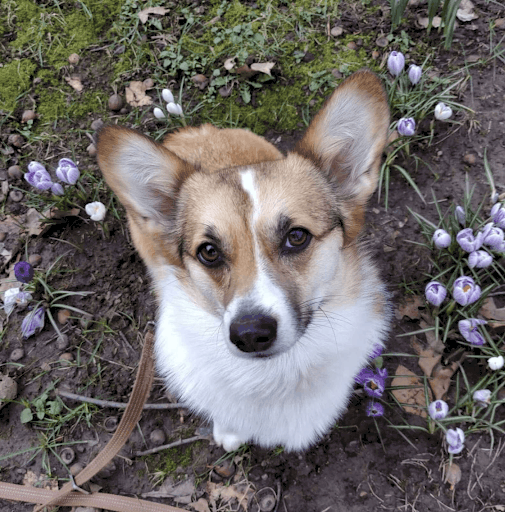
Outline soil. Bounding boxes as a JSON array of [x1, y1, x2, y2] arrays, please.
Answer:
[[1, 1, 505, 511]]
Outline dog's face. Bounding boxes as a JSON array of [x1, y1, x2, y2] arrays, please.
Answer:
[[97, 70, 390, 360]]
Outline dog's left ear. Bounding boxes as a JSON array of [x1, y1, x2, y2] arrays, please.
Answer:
[[294, 69, 390, 244]]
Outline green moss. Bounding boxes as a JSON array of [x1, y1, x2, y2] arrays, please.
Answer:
[[146, 441, 202, 476], [0, 59, 37, 112]]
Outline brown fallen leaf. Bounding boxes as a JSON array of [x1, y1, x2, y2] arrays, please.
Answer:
[[412, 338, 442, 378], [25, 207, 44, 236], [142, 475, 195, 504], [391, 364, 432, 417], [431, 361, 460, 400], [188, 498, 211, 512], [420, 319, 444, 353], [125, 81, 153, 107], [207, 481, 254, 511], [397, 295, 424, 320], [64, 75, 83, 93], [479, 297, 505, 321], [138, 6, 168, 24], [250, 62, 275, 76]]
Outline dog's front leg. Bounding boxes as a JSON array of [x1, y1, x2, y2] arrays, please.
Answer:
[[213, 422, 248, 452]]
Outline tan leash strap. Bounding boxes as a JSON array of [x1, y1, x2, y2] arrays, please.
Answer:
[[0, 481, 188, 512], [31, 329, 159, 512]]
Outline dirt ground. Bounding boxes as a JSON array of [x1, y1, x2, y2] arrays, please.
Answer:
[[1, 1, 505, 511]]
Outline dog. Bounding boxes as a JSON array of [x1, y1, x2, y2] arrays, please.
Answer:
[[97, 69, 391, 452]]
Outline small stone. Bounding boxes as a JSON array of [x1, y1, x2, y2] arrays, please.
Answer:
[[376, 36, 389, 47], [331, 69, 343, 79], [191, 74, 209, 90], [330, 26, 343, 37], [80, 314, 93, 329], [444, 462, 461, 489], [90, 119, 104, 131], [60, 447, 75, 464], [495, 18, 505, 29], [0, 374, 18, 409], [149, 429, 166, 445], [68, 53, 80, 65], [2, 181, 8, 195], [40, 362, 51, 372], [60, 352, 74, 362], [70, 463, 84, 476], [7, 165, 22, 179], [258, 492, 276, 512], [346, 41, 358, 50], [218, 85, 233, 98], [0, 233, 6, 242], [213, 458, 236, 479], [56, 334, 69, 350], [87, 143, 97, 157], [21, 110, 37, 123], [58, 309, 71, 324], [143, 78, 154, 89], [0, 171, 6, 182], [463, 153, 476, 165], [8, 134, 24, 148], [9, 190, 24, 202], [108, 94, 123, 111], [28, 254, 42, 266], [10, 349, 24, 361], [371, 50, 380, 59]]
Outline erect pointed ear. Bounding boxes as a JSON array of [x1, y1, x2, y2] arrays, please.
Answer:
[[293, 70, 390, 243], [96, 125, 193, 223]]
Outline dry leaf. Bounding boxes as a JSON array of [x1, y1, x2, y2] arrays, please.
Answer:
[[420, 319, 444, 353], [138, 6, 168, 24], [250, 62, 275, 76], [188, 498, 211, 512], [64, 75, 83, 93], [25, 208, 44, 236], [412, 338, 442, 378], [125, 81, 153, 107], [142, 475, 195, 504], [397, 295, 424, 320], [23, 470, 58, 491], [390, 364, 432, 417], [443, 462, 461, 490], [431, 362, 459, 400], [479, 297, 505, 321], [207, 481, 254, 511], [457, 0, 478, 22], [224, 57, 237, 70]]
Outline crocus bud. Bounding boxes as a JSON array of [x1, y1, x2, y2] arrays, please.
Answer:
[[453, 276, 481, 306], [446, 428, 465, 454], [397, 117, 416, 136], [458, 318, 487, 345], [21, 307, 45, 338], [433, 228, 451, 249], [481, 223, 504, 251], [369, 344, 384, 360], [456, 228, 483, 252], [455, 206, 466, 226], [435, 102, 453, 120], [408, 64, 422, 85], [472, 389, 491, 407], [55, 158, 80, 185], [490, 203, 505, 229], [488, 355, 504, 370], [25, 162, 53, 191], [365, 401, 384, 417], [162, 89, 174, 103], [85, 201, 106, 221], [14, 261, 34, 284], [153, 107, 165, 119], [4, 289, 32, 316], [51, 183, 64, 196], [425, 281, 447, 306], [387, 51, 405, 76], [428, 400, 449, 420], [167, 102, 183, 116], [468, 250, 493, 269]]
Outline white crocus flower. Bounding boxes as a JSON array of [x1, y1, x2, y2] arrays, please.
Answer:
[[488, 355, 504, 371], [162, 89, 175, 103], [85, 201, 106, 221], [167, 102, 183, 116], [434, 102, 453, 120], [153, 107, 165, 119]]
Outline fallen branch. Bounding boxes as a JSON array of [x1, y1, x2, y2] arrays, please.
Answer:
[[134, 435, 208, 457]]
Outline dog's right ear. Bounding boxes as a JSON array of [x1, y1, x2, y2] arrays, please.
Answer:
[[97, 125, 193, 224]]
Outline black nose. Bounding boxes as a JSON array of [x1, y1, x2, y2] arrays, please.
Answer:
[[229, 314, 277, 353]]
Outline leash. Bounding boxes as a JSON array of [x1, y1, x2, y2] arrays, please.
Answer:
[[0, 329, 188, 512]]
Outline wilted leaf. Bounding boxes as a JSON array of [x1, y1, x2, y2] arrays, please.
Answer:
[[142, 475, 195, 504], [188, 498, 211, 512], [479, 297, 505, 321], [207, 481, 254, 511], [431, 362, 459, 400], [25, 208, 44, 236], [420, 319, 444, 353], [412, 338, 442, 378], [391, 364, 431, 417], [125, 81, 153, 107], [250, 62, 275, 76], [457, 0, 478, 21], [397, 295, 424, 320], [64, 75, 83, 93], [138, 6, 168, 24], [224, 56, 237, 70]]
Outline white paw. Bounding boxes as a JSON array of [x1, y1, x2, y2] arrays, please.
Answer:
[[213, 423, 246, 452]]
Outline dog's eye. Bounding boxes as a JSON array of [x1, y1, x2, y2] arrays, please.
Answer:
[[197, 243, 222, 267], [282, 228, 312, 254]]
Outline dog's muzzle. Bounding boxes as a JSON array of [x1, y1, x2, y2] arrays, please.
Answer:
[[229, 313, 277, 353]]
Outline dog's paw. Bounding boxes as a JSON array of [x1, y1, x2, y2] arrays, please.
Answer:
[[213, 423, 246, 452]]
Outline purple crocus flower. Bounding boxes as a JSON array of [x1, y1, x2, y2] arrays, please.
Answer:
[[366, 401, 384, 417], [428, 400, 449, 420], [363, 368, 388, 399], [397, 118, 416, 136], [425, 281, 447, 307], [453, 276, 481, 306], [55, 158, 80, 185], [481, 223, 504, 251], [491, 203, 505, 229], [14, 261, 34, 284], [433, 228, 451, 249], [456, 228, 483, 252], [25, 162, 53, 191], [369, 343, 384, 360], [408, 64, 422, 85], [455, 206, 466, 226], [387, 51, 405, 76], [355, 368, 374, 385], [51, 183, 64, 196], [458, 318, 487, 345], [473, 389, 491, 407], [21, 307, 45, 338], [446, 428, 465, 454], [468, 250, 493, 269]]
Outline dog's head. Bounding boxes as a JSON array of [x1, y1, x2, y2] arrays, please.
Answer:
[[97, 70, 389, 359]]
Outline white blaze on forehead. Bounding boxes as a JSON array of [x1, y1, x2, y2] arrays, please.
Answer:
[[240, 169, 260, 222]]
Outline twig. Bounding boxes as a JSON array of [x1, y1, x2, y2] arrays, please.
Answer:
[[57, 389, 187, 410], [133, 435, 208, 457]]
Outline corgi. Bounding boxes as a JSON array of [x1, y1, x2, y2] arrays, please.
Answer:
[[97, 69, 391, 452]]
